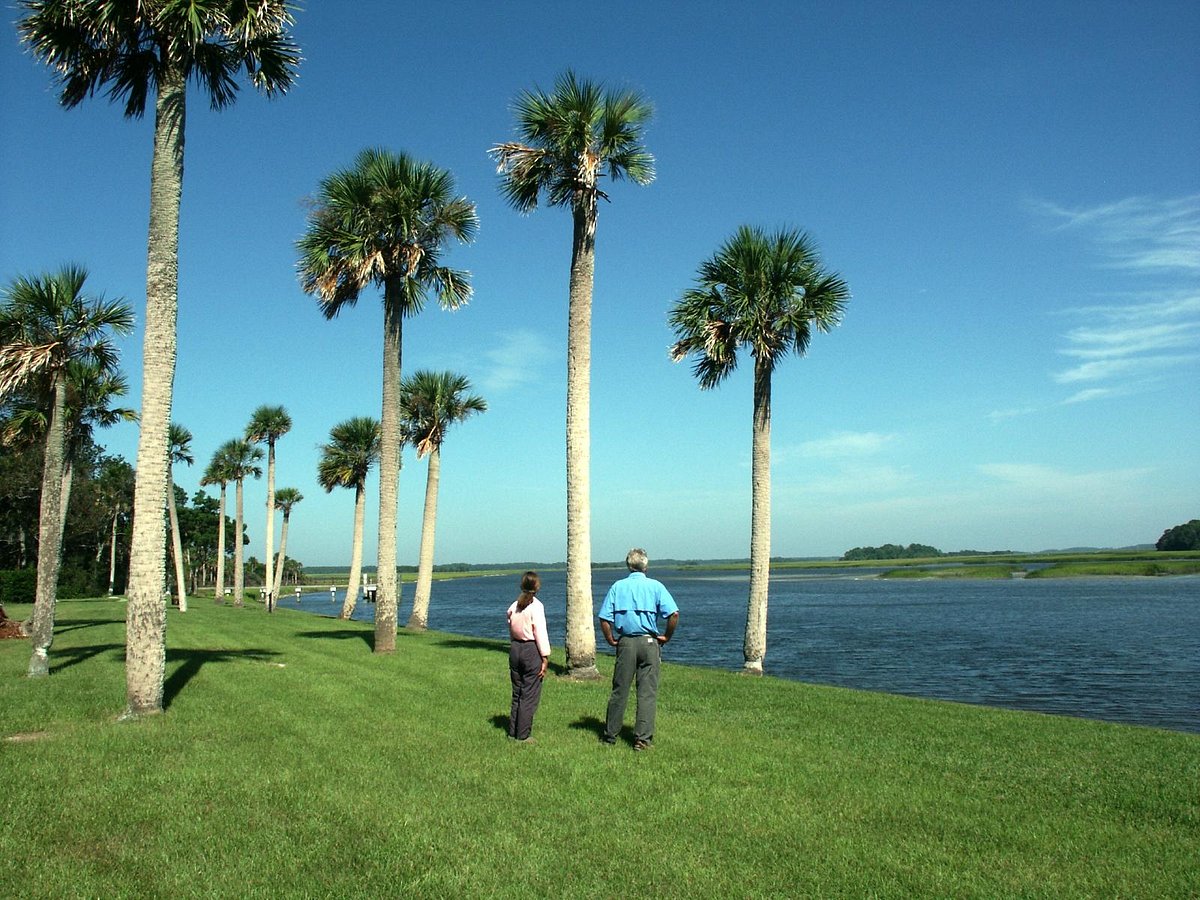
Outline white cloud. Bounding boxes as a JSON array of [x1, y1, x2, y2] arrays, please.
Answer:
[[1032, 194, 1200, 272], [978, 462, 1154, 495], [476, 329, 557, 393], [1053, 352, 1194, 384], [791, 430, 896, 459], [1032, 194, 1200, 403]]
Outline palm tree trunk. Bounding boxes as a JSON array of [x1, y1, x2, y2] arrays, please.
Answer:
[[375, 283, 403, 652], [272, 512, 291, 601], [214, 484, 227, 604], [27, 374, 67, 677], [59, 457, 74, 534], [108, 507, 119, 596], [407, 448, 441, 631], [167, 465, 187, 612], [264, 442, 276, 613], [564, 205, 598, 678], [341, 482, 367, 620], [124, 67, 185, 716], [233, 478, 245, 607], [744, 356, 772, 674]]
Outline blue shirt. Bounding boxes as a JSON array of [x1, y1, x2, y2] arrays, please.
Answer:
[[598, 571, 679, 637]]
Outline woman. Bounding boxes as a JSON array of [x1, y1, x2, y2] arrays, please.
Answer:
[[507, 571, 551, 742]]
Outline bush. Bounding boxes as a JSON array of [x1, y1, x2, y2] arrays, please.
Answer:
[[0, 568, 37, 605], [1156, 519, 1200, 551], [57, 565, 102, 600]]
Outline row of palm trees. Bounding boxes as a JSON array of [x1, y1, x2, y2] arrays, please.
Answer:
[[181, 376, 483, 629], [14, 2, 849, 717]]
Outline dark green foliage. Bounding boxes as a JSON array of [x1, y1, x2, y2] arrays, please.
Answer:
[[0, 568, 36, 604], [843, 543, 942, 561], [1157, 519, 1200, 551]]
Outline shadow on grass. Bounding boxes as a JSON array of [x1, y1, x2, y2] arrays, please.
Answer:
[[53, 619, 121, 636], [49, 643, 125, 674], [163, 647, 280, 709], [569, 715, 631, 745], [433, 637, 569, 676], [434, 637, 506, 654], [294, 629, 375, 651], [490, 713, 510, 733]]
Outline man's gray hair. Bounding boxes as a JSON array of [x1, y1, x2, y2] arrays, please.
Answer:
[[626, 548, 649, 572]]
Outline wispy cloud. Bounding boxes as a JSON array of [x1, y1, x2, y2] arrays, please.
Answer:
[[792, 430, 896, 459], [1032, 194, 1200, 272], [1031, 195, 1200, 402], [476, 329, 557, 393], [978, 462, 1154, 495]]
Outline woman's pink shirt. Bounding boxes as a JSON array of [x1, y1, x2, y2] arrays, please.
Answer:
[[507, 597, 551, 658]]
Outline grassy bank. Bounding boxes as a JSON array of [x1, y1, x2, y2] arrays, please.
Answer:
[[2, 600, 1196, 898]]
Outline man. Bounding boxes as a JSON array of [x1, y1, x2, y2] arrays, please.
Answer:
[[598, 548, 680, 750]]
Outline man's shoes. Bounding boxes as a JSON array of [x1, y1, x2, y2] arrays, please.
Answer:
[[601, 735, 616, 746], [633, 739, 651, 752]]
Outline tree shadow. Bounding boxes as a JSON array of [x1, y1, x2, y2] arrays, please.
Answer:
[[432, 637, 571, 676], [53, 619, 121, 636], [49, 643, 125, 674], [294, 628, 375, 651], [163, 647, 280, 709], [434, 637, 507, 654]]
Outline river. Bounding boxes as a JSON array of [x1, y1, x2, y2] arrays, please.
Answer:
[[274, 568, 1200, 734]]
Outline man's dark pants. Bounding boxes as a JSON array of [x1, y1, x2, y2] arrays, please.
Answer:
[[605, 634, 660, 743]]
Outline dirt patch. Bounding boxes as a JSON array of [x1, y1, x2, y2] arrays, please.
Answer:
[[0, 605, 25, 639], [0, 620, 24, 639], [5, 731, 50, 743]]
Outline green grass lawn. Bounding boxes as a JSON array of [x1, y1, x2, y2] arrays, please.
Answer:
[[2, 598, 1196, 898]]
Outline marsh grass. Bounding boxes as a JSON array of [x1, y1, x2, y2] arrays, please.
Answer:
[[1, 599, 1196, 897]]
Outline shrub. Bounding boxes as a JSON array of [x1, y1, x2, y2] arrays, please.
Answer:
[[0, 568, 37, 604]]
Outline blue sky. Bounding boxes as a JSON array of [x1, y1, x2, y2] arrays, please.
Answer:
[[2, 1, 1197, 566]]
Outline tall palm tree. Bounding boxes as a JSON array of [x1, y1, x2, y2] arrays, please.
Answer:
[[17, 0, 300, 716], [166, 423, 193, 613], [222, 438, 262, 608], [0, 265, 133, 677], [245, 405, 291, 612], [297, 149, 477, 653], [399, 371, 486, 632], [669, 226, 850, 674], [200, 445, 235, 605], [270, 486, 302, 601], [317, 417, 380, 622], [491, 70, 654, 677]]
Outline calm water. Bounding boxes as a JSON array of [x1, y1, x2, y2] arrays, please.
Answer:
[[276, 569, 1200, 734]]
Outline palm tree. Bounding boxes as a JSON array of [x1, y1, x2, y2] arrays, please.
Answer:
[[200, 446, 235, 605], [245, 405, 292, 612], [17, 0, 300, 716], [399, 371, 486, 631], [491, 70, 655, 678], [3, 357, 136, 543], [0, 265, 133, 677], [222, 439, 262, 608], [317, 417, 380, 621], [166, 423, 193, 613], [95, 456, 135, 595], [669, 226, 850, 674], [297, 149, 477, 653], [270, 487, 302, 601]]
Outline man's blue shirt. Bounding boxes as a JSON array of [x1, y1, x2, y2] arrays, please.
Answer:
[[598, 571, 678, 637]]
